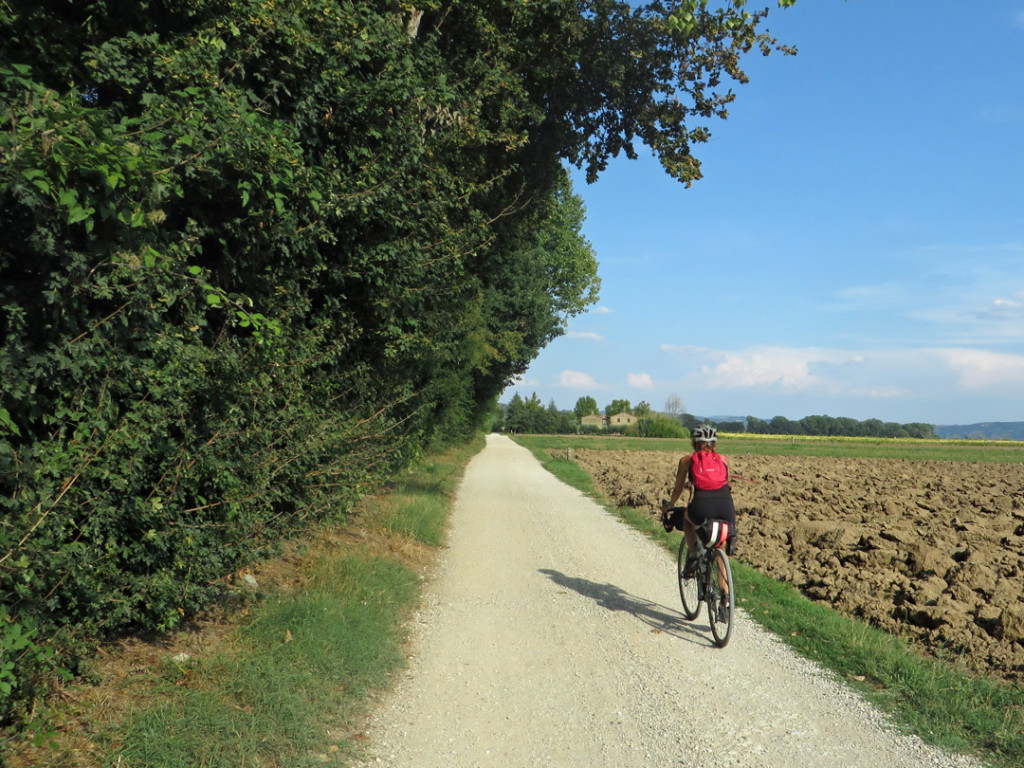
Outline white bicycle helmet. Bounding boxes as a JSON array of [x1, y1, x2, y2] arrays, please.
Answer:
[[691, 424, 718, 443]]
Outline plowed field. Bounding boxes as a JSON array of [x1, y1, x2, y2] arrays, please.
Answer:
[[569, 449, 1024, 682]]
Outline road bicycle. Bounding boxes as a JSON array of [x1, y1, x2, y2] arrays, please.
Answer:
[[665, 504, 735, 648]]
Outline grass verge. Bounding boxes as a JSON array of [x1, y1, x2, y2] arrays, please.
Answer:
[[516, 436, 1022, 768], [8, 438, 482, 768], [117, 550, 421, 768]]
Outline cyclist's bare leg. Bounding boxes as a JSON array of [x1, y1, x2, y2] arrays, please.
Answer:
[[682, 515, 698, 553], [715, 556, 729, 594]]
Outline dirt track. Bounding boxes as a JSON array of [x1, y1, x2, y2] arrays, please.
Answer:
[[569, 447, 1024, 682], [353, 435, 987, 767]]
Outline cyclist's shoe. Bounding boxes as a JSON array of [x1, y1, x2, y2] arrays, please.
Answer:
[[682, 553, 698, 578], [718, 596, 731, 623], [660, 508, 674, 532]]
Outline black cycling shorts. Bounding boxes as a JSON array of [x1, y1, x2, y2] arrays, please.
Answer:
[[686, 487, 737, 552]]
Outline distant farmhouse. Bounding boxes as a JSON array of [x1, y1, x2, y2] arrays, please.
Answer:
[[608, 411, 638, 428], [579, 411, 639, 431]]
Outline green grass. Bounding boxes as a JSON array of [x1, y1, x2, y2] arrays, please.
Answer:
[[377, 447, 478, 547], [111, 438, 483, 768], [517, 432, 1024, 463], [117, 554, 420, 768], [516, 435, 1023, 768]]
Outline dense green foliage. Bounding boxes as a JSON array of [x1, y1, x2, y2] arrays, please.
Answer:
[[503, 392, 577, 435], [743, 414, 937, 439], [605, 399, 631, 418], [625, 414, 689, 438], [573, 396, 599, 420], [0, 0, 793, 729]]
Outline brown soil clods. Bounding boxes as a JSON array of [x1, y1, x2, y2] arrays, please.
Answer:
[[570, 449, 1024, 682]]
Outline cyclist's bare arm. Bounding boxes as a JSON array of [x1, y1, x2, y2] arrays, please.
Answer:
[[663, 455, 693, 510]]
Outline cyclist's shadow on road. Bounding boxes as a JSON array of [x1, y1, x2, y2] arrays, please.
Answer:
[[538, 568, 712, 646]]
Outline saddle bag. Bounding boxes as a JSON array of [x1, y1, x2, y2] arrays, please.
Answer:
[[698, 519, 731, 550]]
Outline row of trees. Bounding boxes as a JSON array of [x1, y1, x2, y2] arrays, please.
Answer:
[[744, 415, 937, 439], [1, 0, 796, 727], [505, 394, 648, 434], [503, 393, 576, 435], [503, 393, 688, 437], [507, 394, 937, 440], [572, 396, 653, 420]]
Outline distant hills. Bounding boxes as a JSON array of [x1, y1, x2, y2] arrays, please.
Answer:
[[933, 422, 1024, 441]]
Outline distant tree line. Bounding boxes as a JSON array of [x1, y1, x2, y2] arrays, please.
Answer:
[[501, 393, 577, 435], [502, 394, 937, 440], [742, 415, 936, 439], [503, 393, 691, 438]]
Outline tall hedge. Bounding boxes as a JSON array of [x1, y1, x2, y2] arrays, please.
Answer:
[[1, 0, 791, 729]]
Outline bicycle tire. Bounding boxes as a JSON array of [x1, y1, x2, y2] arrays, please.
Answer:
[[707, 548, 734, 648], [678, 538, 700, 620]]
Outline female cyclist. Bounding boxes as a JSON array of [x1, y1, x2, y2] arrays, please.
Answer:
[[660, 424, 737, 578]]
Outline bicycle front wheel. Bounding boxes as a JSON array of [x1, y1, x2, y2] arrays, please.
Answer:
[[707, 548, 734, 648], [678, 539, 700, 620]]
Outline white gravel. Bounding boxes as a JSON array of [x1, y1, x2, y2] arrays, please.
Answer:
[[353, 434, 990, 768]]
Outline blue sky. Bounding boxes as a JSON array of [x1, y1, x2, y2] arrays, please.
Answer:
[[503, 1, 1024, 426]]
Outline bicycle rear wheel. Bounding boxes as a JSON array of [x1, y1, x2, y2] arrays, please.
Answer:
[[678, 539, 700, 620], [707, 548, 734, 648]]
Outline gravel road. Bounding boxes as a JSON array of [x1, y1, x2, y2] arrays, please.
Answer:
[[353, 434, 989, 768]]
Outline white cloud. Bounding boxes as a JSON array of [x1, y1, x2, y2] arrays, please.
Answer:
[[662, 342, 1024, 404], [591, 306, 613, 315], [940, 348, 1024, 389], [661, 345, 931, 402], [627, 372, 654, 389], [566, 330, 604, 341], [702, 348, 826, 390], [663, 345, 839, 391], [558, 370, 599, 388]]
